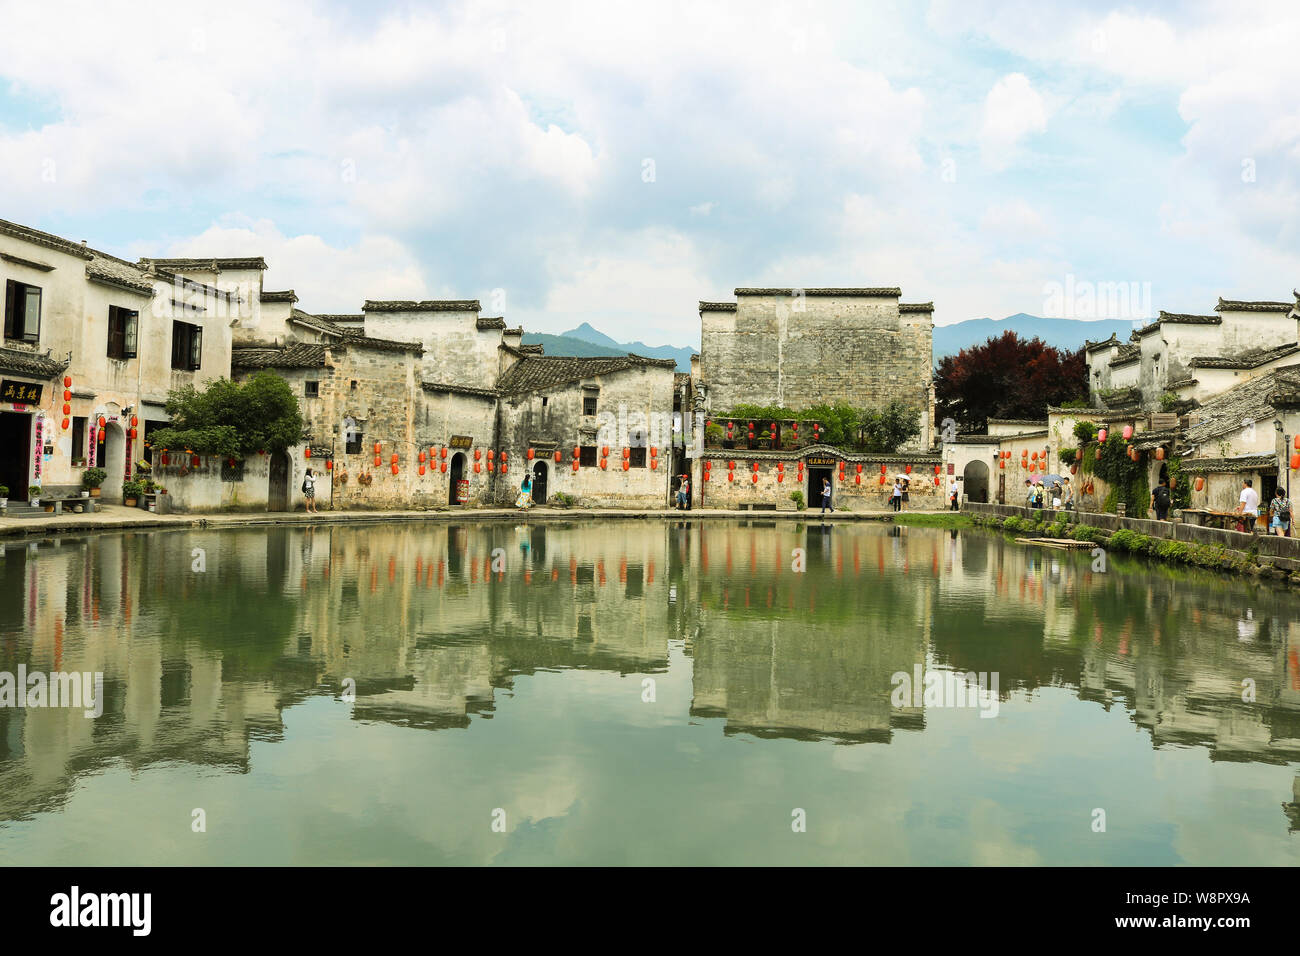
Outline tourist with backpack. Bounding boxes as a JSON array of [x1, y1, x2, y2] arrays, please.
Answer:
[[1150, 478, 1172, 521], [1269, 486, 1291, 537]]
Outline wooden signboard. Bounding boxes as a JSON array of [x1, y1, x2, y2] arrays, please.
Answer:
[[448, 435, 473, 449], [1, 379, 42, 404]]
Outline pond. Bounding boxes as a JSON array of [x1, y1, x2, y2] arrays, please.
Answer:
[[1, 520, 1297, 865]]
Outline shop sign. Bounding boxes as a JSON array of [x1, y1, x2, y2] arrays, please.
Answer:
[[1, 380, 42, 404], [449, 435, 473, 449]]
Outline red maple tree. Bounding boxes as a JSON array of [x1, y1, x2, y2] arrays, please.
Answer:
[[935, 331, 1087, 432]]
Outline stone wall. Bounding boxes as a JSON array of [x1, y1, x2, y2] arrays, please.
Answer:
[[700, 291, 933, 449], [697, 453, 943, 511]]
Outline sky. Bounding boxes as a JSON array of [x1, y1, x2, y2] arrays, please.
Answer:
[[0, 0, 1296, 347]]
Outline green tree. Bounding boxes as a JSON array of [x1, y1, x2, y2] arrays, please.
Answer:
[[150, 372, 305, 459], [858, 400, 920, 453]]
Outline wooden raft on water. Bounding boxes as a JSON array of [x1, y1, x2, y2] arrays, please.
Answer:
[[1014, 537, 1092, 550]]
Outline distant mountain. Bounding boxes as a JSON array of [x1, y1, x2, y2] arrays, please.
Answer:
[[935, 314, 1136, 359], [520, 322, 698, 373]]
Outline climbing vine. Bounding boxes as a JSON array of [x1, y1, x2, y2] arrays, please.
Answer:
[[1083, 436, 1149, 517]]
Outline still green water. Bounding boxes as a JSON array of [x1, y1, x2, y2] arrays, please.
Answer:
[[1, 520, 1297, 865]]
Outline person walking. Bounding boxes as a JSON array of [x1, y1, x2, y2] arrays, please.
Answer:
[[901, 477, 910, 512], [1235, 478, 1260, 533], [1150, 477, 1172, 521], [821, 477, 834, 515], [948, 476, 959, 511], [680, 475, 691, 510], [515, 472, 533, 510], [1024, 479, 1035, 508], [1269, 485, 1291, 537], [890, 478, 902, 512], [302, 468, 318, 514], [1062, 477, 1074, 510]]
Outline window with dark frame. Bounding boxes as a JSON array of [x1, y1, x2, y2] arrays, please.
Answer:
[[71, 417, 87, 461], [629, 447, 647, 467], [4, 280, 42, 343], [220, 459, 246, 482], [305, 380, 319, 397], [344, 417, 362, 454], [579, 445, 598, 466], [171, 321, 202, 370], [107, 306, 138, 359], [583, 395, 598, 416]]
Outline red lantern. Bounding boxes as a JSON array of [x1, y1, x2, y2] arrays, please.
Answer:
[[325, 460, 333, 470], [419, 465, 426, 476], [162, 454, 169, 466], [934, 465, 940, 474], [905, 464, 912, 474], [1155, 447, 1165, 461], [392, 463, 400, 475], [440, 462, 447, 474], [999, 460, 1004, 469], [488, 462, 495, 473], [98, 416, 106, 429], [131, 415, 138, 427], [1095, 448, 1101, 460], [374, 456, 382, 467], [1031, 451, 1038, 460], [63, 389, 71, 401], [623, 448, 630, 460], [554, 450, 561, 462], [728, 461, 735, 470], [440, 448, 447, 460], [419, 451, 427, 462], [374, 442, 381, 454], [855, 475, 861, 485], [651, 459, 659, 470], [601, 446, 609, 458], [1122, 424, 1133, 440], [879, 475, 886, 484], [1194, 477, 1204, 491], [600, 460, 607, 470], [1291, 453, 1300, 470], [390, 453, 398, 464], [650, 446, 658, 457], [500, 451, 507, 462], [474, 449, 481, 461], [191, 455, 200, 467], [751, 473, 758, 483], [63, 376, 72, 388], [573, 446, 580, 460], [1098, 428, 1108, 442], [62, 403, 71, 415], [130, 428, 137, 439], [856, 464, 862, 474], [305, 447, 312, 458], [934, 476, 940, 486], [880, 464, 886, 474], [527, 448, 535, 459], [1295, 435, 1300, 451], [487, 449, 495, 460], [1070, 464, 1077, 474], [777, 462, 784, 472], [776, 473, 783, 482], [752, 461, 759, 471], [474, 462, 481, 473], [572, 460, 579, 472], [500, 462, 508, 474], [61, 417, 69, 430], [727, 472, 734, 482]]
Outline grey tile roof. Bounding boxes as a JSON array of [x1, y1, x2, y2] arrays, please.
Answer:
[[1179, 454, 1278, 473], [987, 418, 1049, 426], [1085, 333, 1119, 351], [231, 344, 328, 370], [0, 347, 70, 379], [476, 316, 506, 330], [1184, 367, 1300, 445], [699, 301, 737, 312], [1190, 342, 1300, 369], [141, 256, 267, 271], [496, 354, 677, 394], [1110, 344, 1142, 365], [261, 290, 298, 303], [0, 217, 93, 260], [85, 253, 155, 296], [420, 381, 498, 399], [314, 314, 364, 324], [364, 299, 480, 312], [735, 287, 902, 297], [899, 302, 934, 312], [516, 344, 544, 354], [1217, 298, 1293, 313]]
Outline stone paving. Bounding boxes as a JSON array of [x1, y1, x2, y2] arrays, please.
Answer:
[[0, 503, 956, 538]]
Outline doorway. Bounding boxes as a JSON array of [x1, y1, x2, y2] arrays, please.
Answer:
[[0, 412, 30, 500], [807, 467, 834, 508], [268, 450, 290, 511], [449, 452, 467, 505], [102, 422, 126, 502], [963, 460, 990, 503], [531, 461, 548, 504]]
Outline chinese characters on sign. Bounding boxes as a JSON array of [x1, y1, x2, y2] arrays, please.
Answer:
[[1, 379, 43, 404], [448, 435, 473, 449]]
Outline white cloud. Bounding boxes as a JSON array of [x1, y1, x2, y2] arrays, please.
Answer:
[[980, 73, 1049, 169]]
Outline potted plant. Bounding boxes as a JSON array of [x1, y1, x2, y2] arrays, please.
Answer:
[[82, 467, 107, 497], [28, 484, 41, 508], [121, 480, 143, 507]]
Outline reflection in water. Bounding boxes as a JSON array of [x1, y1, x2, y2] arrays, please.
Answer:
[[1, 521, 1298, 865]]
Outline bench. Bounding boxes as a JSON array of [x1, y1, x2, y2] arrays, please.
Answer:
[[41, 496, 97, 515]]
